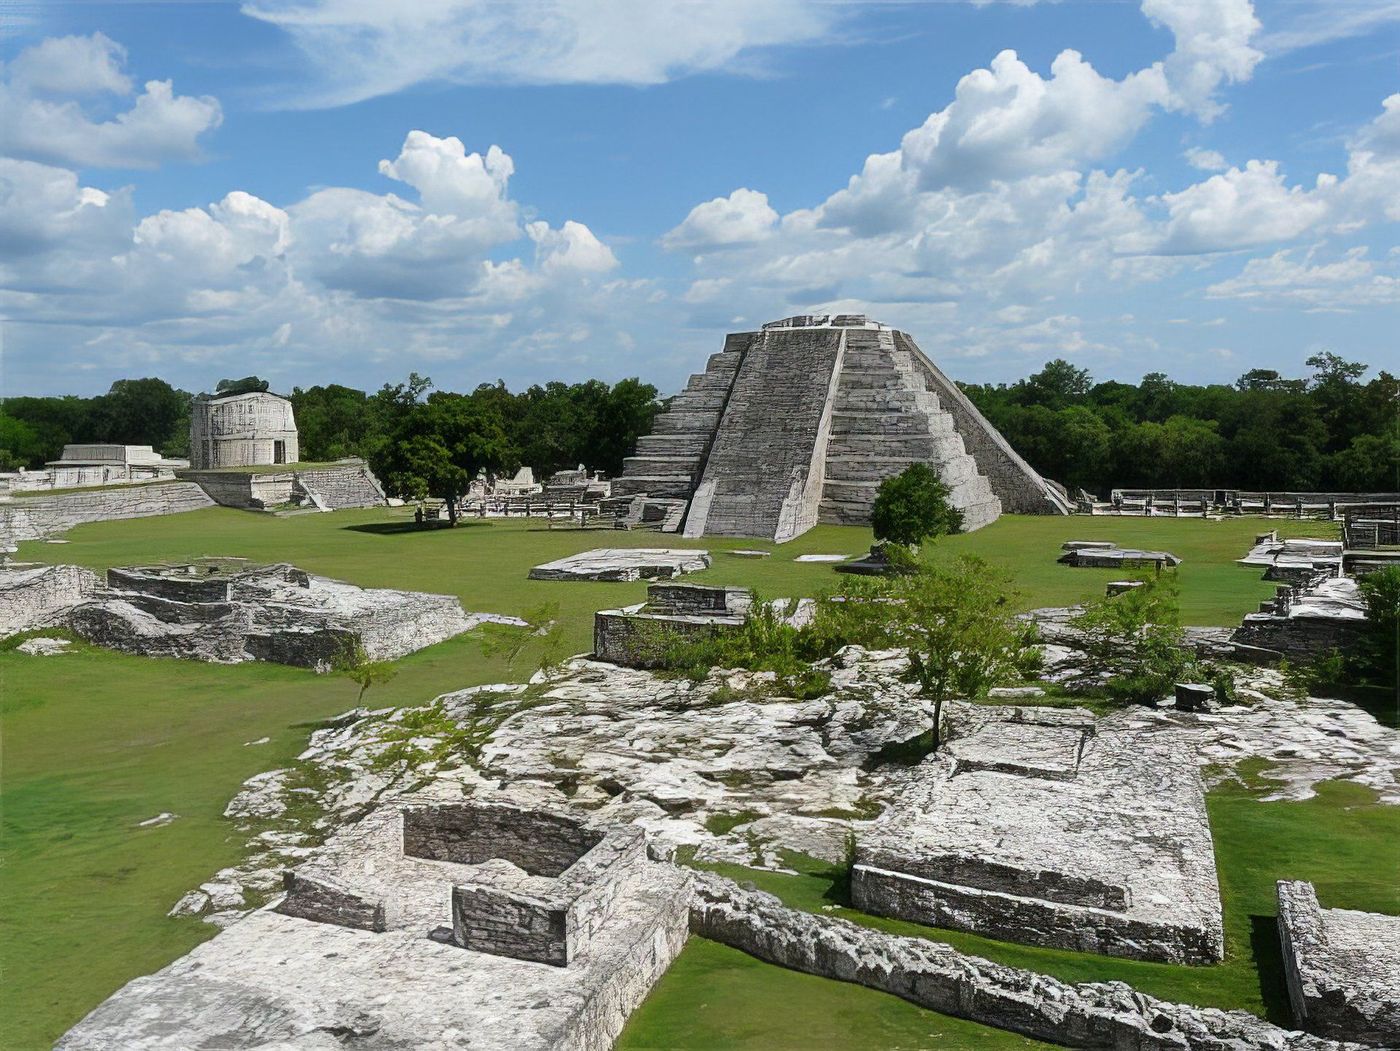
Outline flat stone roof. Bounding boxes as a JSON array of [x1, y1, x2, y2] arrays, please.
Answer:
[[529, 548, 710, 582]]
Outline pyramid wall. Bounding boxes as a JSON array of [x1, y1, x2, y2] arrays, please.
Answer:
[[616, 317, 1067, 541]]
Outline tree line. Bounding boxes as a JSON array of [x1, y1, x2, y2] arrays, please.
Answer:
[[3, 352, 1394, 496], [960, 352, 1397, 494]]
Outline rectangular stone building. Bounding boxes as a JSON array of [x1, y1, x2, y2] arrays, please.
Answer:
[[189, 390, 299, 469]]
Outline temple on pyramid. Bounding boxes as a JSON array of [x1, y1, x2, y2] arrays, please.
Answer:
[[614, 315, 1070, 542]]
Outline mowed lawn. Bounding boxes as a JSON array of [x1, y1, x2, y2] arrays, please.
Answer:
[[2, 507, 1351, 1048]]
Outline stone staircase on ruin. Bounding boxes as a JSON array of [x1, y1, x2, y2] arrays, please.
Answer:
[[612, 340, 746, 503], [820, 328, 1002, 530]]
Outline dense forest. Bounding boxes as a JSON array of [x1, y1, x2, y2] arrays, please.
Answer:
[[2, 352, 1394, 495], [961, 353, 1397, 494]]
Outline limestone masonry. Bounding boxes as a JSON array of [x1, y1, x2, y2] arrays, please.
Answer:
[[614, 315, 1068, 541], [189, 389, 299, 469], [1277, 880, 1400, 1045], [852, 705, 1225, 964]]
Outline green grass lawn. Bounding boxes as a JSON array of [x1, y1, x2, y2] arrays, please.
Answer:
[[1, 508, 1350, 1048]]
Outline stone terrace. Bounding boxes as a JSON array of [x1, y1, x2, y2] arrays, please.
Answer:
[[852, 706, 1225, 964]]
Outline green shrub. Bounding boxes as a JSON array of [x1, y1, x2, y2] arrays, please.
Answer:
[[869, 463, 962, 546], [1069, 572, 1193, 705]]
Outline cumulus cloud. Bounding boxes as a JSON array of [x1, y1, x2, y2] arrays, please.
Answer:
[[240, 0, 839, 107], [0, 129, 633, 387], [0, 33, 221, 169], [662, 189, 779, 250], [1184, 147, 1227, 171], [1206, 248, 1400, 307]]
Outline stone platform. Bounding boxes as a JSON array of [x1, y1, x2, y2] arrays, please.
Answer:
[[529, 548, 710, 582], [852, 707, 1224, 964], [60, 802, 690, 1051], [1278, 880, 1400, 1045]]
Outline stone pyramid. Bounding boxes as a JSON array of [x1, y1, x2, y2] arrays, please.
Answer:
[[615, 315, 1070, 541]]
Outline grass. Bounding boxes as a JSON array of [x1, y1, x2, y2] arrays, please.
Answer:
[[0, 507, 1350, 1048], [629, 776, 1399, 1038]]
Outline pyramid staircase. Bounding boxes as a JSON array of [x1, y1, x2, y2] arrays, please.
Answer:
[[819, 327, 1001, 530]]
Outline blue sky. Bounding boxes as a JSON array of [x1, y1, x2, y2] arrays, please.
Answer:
[[2, 0, 1398, 398]]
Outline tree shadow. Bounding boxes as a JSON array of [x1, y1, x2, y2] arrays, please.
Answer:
[[1249, 912, 1294, 1026], [341, 521, 480, 536]]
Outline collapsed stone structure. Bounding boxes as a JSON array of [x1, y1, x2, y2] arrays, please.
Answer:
[[1058, 540, 1183, 569], [594, 582, 753, 668], [53, 559, 481, 666], [1277, 880, 1400, 1045], [614, 315, 1068, 541], [852, 706, 1225, 964], [1232, 575, 1368, 660], [189, 389, 299, 469], [0, 563, 102, 637], [529, 548, 710, 582], [1239, 533, 1344, 583]]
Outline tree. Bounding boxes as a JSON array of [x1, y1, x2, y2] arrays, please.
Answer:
[[89, 378, 191, 454], [870, 463, 962, 546], [336, 645, 397, 705], [377, 394, 510, 524], [215, 376, 270, 396], [1020, 359, 1092, 409], [1355, 567, 1400, 692], [1069, 573, 1192, 705], [823, 558, 1041, 750]]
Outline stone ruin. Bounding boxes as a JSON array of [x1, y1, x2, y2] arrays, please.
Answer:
[[594, 582, 753, 668], [613, 315, 1069, 542], [279, 801, 654, 967], [851, 705, 1225, 964], [59, 800, 691, 1051], [1232, 574, 1367, 660], [1239, 532, 1344, 583], [4, 558, 488, 667], [189, 388, 299, 469], [1057, 540, 1183, 569], [1277, 880, 1400, 1045], [528, 547, 710, 582]]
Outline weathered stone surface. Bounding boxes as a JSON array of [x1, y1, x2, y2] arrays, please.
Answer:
[[66, 560, 487, 666], [189, 389, 298, 469], [15, 635, 73, 655], [1233, 577, 1368, 659], [179, 459, 386, 511], [1277, 880, 1400, 1045], [1058, 544, 1182, 568], [0, 563, 101, 637], [529, 548, 710, 582], [0, 481, 213, 548], [594, 583, 752, 668], [852, 707, 1225, 964], [59, 861, 691, 1051], [693, 873, 1356, 1050]]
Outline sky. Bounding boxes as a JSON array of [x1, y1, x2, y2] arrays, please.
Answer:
[[1, 0, 1398, 399]]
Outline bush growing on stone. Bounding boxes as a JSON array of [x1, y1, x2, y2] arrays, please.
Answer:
[[818, 557, 1042, 749], [1069, 573, 1192, 705], [869, 464, 963, 547], [1357, 566, 1400, 691]]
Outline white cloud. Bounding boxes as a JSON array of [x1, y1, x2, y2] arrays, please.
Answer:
[[240, 0, 840, 107], [529, 219, 619, 274], [1258, 0, 1400, 54], [1207, 248, 1400, 307], [1143, 0, 1261, 119], [1184, 147, 1227, 171], [1156, 160, 1333, 253], [0, 34, 221, 169], [662, 188, 779, 250]]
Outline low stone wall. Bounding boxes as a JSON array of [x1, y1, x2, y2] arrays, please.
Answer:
[[594, 607, 741, 668], [0, 564, 102, 637], [177, 470, 292, 510], [0, 481, 213, 546], [1232, 616, 1366, 660], [1277, 880, 1400, 1045], [404, 802, 603, 877], [278, 870, 386, 931], [692, 874, 1351, 1050]]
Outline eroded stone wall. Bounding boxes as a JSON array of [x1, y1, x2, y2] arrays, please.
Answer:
[[0, 564, 102, 637], [404, 803, 603, 877], [0, 481, 214, 547]]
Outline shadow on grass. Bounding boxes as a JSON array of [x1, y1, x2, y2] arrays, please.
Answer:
[[1248, 913, 1293, 1026], [341, 521, 483, 536]]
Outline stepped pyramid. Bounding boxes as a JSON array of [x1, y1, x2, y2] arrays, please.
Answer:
[[616, 315, 1069, 541]]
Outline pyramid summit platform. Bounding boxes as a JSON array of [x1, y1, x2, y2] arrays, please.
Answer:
[[615, 315, 1070, 542]]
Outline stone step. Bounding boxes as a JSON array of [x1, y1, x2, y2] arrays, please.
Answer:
[[834, 389, 940, 414], [669, 388, 730, 412], [621, 455, 701, 477], [610, 475, 695, 500], [828, 412, 958, 439], [825, 433, 965, 459], [635, 433, 710, 458], [822, 459, 982, 504], [842, 348, 900, 368], [823, 450, 969, 481], [837, 369, 907, 391], [652, 410, 720, 435]]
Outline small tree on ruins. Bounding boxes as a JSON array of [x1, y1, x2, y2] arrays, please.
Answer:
[[820, 557, 1041, 750], [1068, 573, 1192, 705], [870, 463, 963, 549], [336, 644, 397, 706]]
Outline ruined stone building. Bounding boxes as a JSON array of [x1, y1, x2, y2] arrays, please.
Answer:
[[189, 390, 299, 470], [614, 315, 1069, 542]]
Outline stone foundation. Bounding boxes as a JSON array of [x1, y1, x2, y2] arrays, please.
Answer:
[[529, 547, 711, 581], [1277, 880, 1400, 1045], [594, 583, 752, 668], [0, 563, 102, 637], [851, 707, 1224, 964], [0, 481, 213, 547]]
